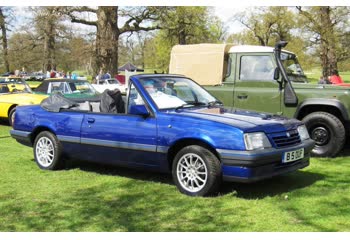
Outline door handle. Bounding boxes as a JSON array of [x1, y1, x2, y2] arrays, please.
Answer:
[[237, 95, 248, 99], [87, 118, 95, 124]]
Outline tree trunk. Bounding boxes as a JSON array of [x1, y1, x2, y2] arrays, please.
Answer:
[[319, 7, 338, 77], [96, 7, 120, 77], [0, 8, 10, 72], [42, 12, 57, 71]]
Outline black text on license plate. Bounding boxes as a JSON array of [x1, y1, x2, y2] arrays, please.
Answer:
[[283, 148, 304, 163]]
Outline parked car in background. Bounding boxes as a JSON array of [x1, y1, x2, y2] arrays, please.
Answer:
[[92, 78, 126, 94], [34, 78, 100, 102], [0, 76, 27, 91], [24, 72, 46, 81], [0, 77, 47, 125], [11, 74, 314, 196], [1, 72, 14, 77]]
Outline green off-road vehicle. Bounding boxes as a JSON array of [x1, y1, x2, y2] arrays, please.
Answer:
[[169, 41, 350, 157]]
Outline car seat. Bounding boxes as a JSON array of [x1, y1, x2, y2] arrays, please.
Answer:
[[1, 85, 10, 93], [99, 88, 125, 113]]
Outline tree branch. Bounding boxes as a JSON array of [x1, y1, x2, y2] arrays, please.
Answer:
[[66, 7, 97, 27], [71, 18, 97, 27]]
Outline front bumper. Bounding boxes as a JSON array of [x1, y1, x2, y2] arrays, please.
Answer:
[[218, 139, 314, 183]]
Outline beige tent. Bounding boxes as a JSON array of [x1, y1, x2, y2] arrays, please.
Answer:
[[169, 44, 234, 85]]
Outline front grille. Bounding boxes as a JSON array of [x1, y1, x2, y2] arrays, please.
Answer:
[[270, 130, 301, 148]]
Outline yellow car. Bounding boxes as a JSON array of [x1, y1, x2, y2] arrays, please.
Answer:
[[0, 77, 48, 125]]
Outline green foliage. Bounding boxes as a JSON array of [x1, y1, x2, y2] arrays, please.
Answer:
[[285, 37, 318, 72], [226, 6, 350, 77], [1, 124, 350, 231], [229, 7, 297, 46], [160, 7, 221, 45], [7, 27, 92, 74], [1, 6, 350, 76], [296, 6, 350, 76], [57, 37, 94, 74], [143, 32, 172, 72], [144, 6, 225, 72], [7, 32, 43, 71], [226, 30, 259, 45]]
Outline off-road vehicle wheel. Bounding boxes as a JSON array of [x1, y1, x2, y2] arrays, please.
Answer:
[[302, 112, 345, 157]]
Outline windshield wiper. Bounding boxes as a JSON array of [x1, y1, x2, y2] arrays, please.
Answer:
[[207, 100, 223, 107], [175, 103, 195, 111], [175, 101, 222, 111]]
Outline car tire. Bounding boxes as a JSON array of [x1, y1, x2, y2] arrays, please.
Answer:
[[172, 145, 221, 196], [302, 111, 345, 157], [33, 131, 64, 170], [8, 107, 16, 126]]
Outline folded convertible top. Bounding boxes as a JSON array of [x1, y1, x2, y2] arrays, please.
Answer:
[[40, 92, 78, 112]]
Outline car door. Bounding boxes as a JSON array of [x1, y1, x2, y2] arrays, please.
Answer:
[[233, 54, 282, 115], [79, 85, 159, 168]]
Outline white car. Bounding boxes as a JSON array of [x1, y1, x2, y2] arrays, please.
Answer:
[[92, 78, 126, 94]]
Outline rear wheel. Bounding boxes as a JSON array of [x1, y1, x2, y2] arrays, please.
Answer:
[[302, 112, 345, 157], [33, 131, 64, 170], [172, 145, 221, 196]]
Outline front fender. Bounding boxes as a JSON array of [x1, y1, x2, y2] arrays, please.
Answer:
[[294, 98, 349, 120]]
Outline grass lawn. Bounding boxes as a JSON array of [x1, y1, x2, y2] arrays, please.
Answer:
[[0, 124, 350, 232]]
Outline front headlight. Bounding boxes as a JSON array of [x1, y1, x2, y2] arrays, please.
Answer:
[[297, 125, 310, 141], [244, 132, 272, 150]]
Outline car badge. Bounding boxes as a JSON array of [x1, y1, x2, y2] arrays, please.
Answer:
[[286, 132, 290, 137]]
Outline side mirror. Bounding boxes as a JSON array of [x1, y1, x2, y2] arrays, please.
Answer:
[[273, 67, 280, 80], [129, 104, 149, 117]]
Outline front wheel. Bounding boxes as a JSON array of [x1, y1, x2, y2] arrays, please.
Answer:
[[302, 112, 345, 157], [33, 131, 64, 170], [172, 145, 221, 196]]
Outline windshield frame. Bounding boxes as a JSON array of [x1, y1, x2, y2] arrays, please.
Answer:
[[0, 77, 33, 94], [135, 76, 220, 111], [280, 52, 308, 83]]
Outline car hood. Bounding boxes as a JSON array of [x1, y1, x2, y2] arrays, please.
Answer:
[[174, 107, 300, 133], [0, 93, 47, 104]]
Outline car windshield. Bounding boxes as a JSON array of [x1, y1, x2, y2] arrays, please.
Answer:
[[138, 76, 219, 110], [281, 52, 308, 83], [0, 77, 32, 93], [70, 81, 97, 94], [107, 79, 120, 84]]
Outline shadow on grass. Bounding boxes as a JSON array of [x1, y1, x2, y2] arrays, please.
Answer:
[[0, 119, 10, 126], [335, 138, 350, 157], [66, 160, 173, 185], [218, 171, 324, 199], [65, 159, 323, 199], [0, 135, 11, 139]]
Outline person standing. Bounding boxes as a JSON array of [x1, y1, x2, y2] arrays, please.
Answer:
[[95, 69, 103, 84], [101, 71, 111, 80], [329, 70, 344, 84], [50, 70, 56, 78], [318, 75, 330, 84], [71, 72, 77, 80]]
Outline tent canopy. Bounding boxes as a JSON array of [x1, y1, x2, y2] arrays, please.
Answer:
[[118, 62, 144, 72]]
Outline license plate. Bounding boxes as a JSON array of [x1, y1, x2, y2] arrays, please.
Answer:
[[283, 148, 304, 163]]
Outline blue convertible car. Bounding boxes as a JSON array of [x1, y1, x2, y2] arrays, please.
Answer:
[[11, 74, 314, 196]]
